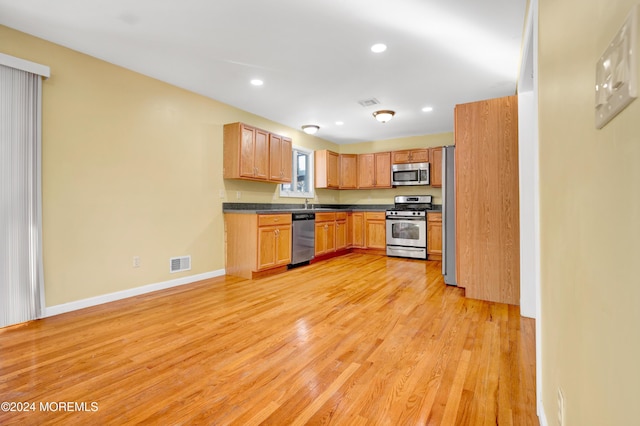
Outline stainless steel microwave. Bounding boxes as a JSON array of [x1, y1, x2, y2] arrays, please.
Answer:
[[391, 162, 430, 186]]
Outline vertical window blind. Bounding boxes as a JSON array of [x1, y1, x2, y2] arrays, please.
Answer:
[[0, 61, 45, 327]]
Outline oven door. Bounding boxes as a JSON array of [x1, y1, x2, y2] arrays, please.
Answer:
[[385, 217, 427, 248]]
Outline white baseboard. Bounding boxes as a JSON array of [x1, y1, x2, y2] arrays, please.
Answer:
[[538, 402, 548, 426], [44, 269, 225, 317]]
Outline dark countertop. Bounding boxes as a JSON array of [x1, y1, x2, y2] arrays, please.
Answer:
[[222, 202, 442, 214]]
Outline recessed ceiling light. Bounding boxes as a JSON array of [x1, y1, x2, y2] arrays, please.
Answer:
[[250, 79, 264, 86], [422, 106, 434, 112], [335, 121, 344, 126], [371, 43, 387, 53]]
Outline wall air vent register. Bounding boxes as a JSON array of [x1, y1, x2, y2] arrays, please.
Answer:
[[170, 256, 191, 273]]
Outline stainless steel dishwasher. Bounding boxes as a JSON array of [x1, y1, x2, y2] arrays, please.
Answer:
[[290, 212, 315, 266]]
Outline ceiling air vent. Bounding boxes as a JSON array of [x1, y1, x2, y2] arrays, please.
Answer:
[[170, 255, 191, 273], [357, 98, 380, 107]]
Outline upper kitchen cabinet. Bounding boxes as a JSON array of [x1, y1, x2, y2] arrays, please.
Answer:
[[455, 95, 519, 306], [269, 134, 292, 183], [315, 150, 340, 189], [429, 147, 442, 188], [358, 152, 391, 189], [223, 122, 292, 183], [391, 149, 429, 164], [223, 122, 269, 181], [339, 154, 358, 189]]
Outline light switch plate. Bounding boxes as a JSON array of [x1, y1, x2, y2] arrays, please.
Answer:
[[595, 4, 638, 129]]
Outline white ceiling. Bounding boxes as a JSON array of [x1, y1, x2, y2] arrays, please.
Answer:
[[0, 0, 527, 144]]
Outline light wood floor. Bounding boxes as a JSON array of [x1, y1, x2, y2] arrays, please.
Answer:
[[0, 254, 537, 425]]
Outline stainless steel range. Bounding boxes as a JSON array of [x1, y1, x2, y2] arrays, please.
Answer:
[[386, 195, 432, 260]]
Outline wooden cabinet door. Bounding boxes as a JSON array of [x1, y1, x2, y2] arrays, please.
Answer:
[[269, 135, 292, 182], [392, 149, 429, 164], [374, 152, 391, 188], [392, 150, 411, 164], [357, 153, 375, 188], [315, 221, 327, 255], [281, 137, 292, 183], [269, 133, 283, 181], [339, 154, 358, 189], [240, 125, 257, 178], [410, 149, 430, 163], [335, 219, 347, 250], [429, 147, 442, 188], [257, 225, 291, 270], [254, 129, 269, 180], [427, 213, 442, 257], [455, 95, 519, 305], [315, 150, 340, 189], [365, 212, 386, 249], [257, 227, 277, 270], [275, 225, 292, 265], [327, 151, 339, 188], [325, 222, 336, 253], [351, 212, 364, 248]]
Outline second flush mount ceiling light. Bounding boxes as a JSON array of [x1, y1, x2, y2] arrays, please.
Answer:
[[301, 125, 320, 135], [373, 110, 395, 123]]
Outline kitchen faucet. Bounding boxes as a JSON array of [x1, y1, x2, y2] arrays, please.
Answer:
[[304, 198, 309, 209]]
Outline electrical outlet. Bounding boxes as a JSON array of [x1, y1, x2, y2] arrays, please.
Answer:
[[219, 189, 225, 199], [236, 191, 241, 199], [558, 388, 565, 426], [133, 256, 141, 268]]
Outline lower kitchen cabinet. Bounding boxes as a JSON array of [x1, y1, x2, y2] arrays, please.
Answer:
[[335, 212, 348, 251], [364, 212, 386, 250], [224, 213, 292, 279], [257, 216, 292, 269], [315, 212, 336, 256], [351, 212, 365, 248], [427, 212, 442, 260]]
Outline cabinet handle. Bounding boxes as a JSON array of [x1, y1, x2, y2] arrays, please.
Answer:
[[275, 229, 279, 237]]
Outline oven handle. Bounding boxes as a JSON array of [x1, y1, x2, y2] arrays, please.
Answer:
[[387, 246, 425, 253], [385, 216, 426, 221]]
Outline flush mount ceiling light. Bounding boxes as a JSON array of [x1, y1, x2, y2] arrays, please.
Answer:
[[250, 79, 264, 86], [301, 125, 320, 135], [373, 110, 395, 123], [422, 106, 434, 112]]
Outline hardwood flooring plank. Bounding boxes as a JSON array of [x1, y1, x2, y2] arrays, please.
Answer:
[[0, 254, 537, 425]]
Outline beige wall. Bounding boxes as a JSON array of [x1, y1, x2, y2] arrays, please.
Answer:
[[0, 25, 343, 306], [539, 1, 640, 424], [1, 25, 448, 307]]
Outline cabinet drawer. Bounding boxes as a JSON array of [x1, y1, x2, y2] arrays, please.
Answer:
[[258, 214, 292, 226], [335, 212, 347, 221], [315, 212, 336, 222], [427, 212, 442, 222], [364, 211, 385, 221]]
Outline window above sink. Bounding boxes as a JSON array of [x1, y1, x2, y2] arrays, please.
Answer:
[[280, 146, 315, 199]]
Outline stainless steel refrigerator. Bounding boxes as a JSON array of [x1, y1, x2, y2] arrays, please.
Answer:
[[442, 145, 457, 286]]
